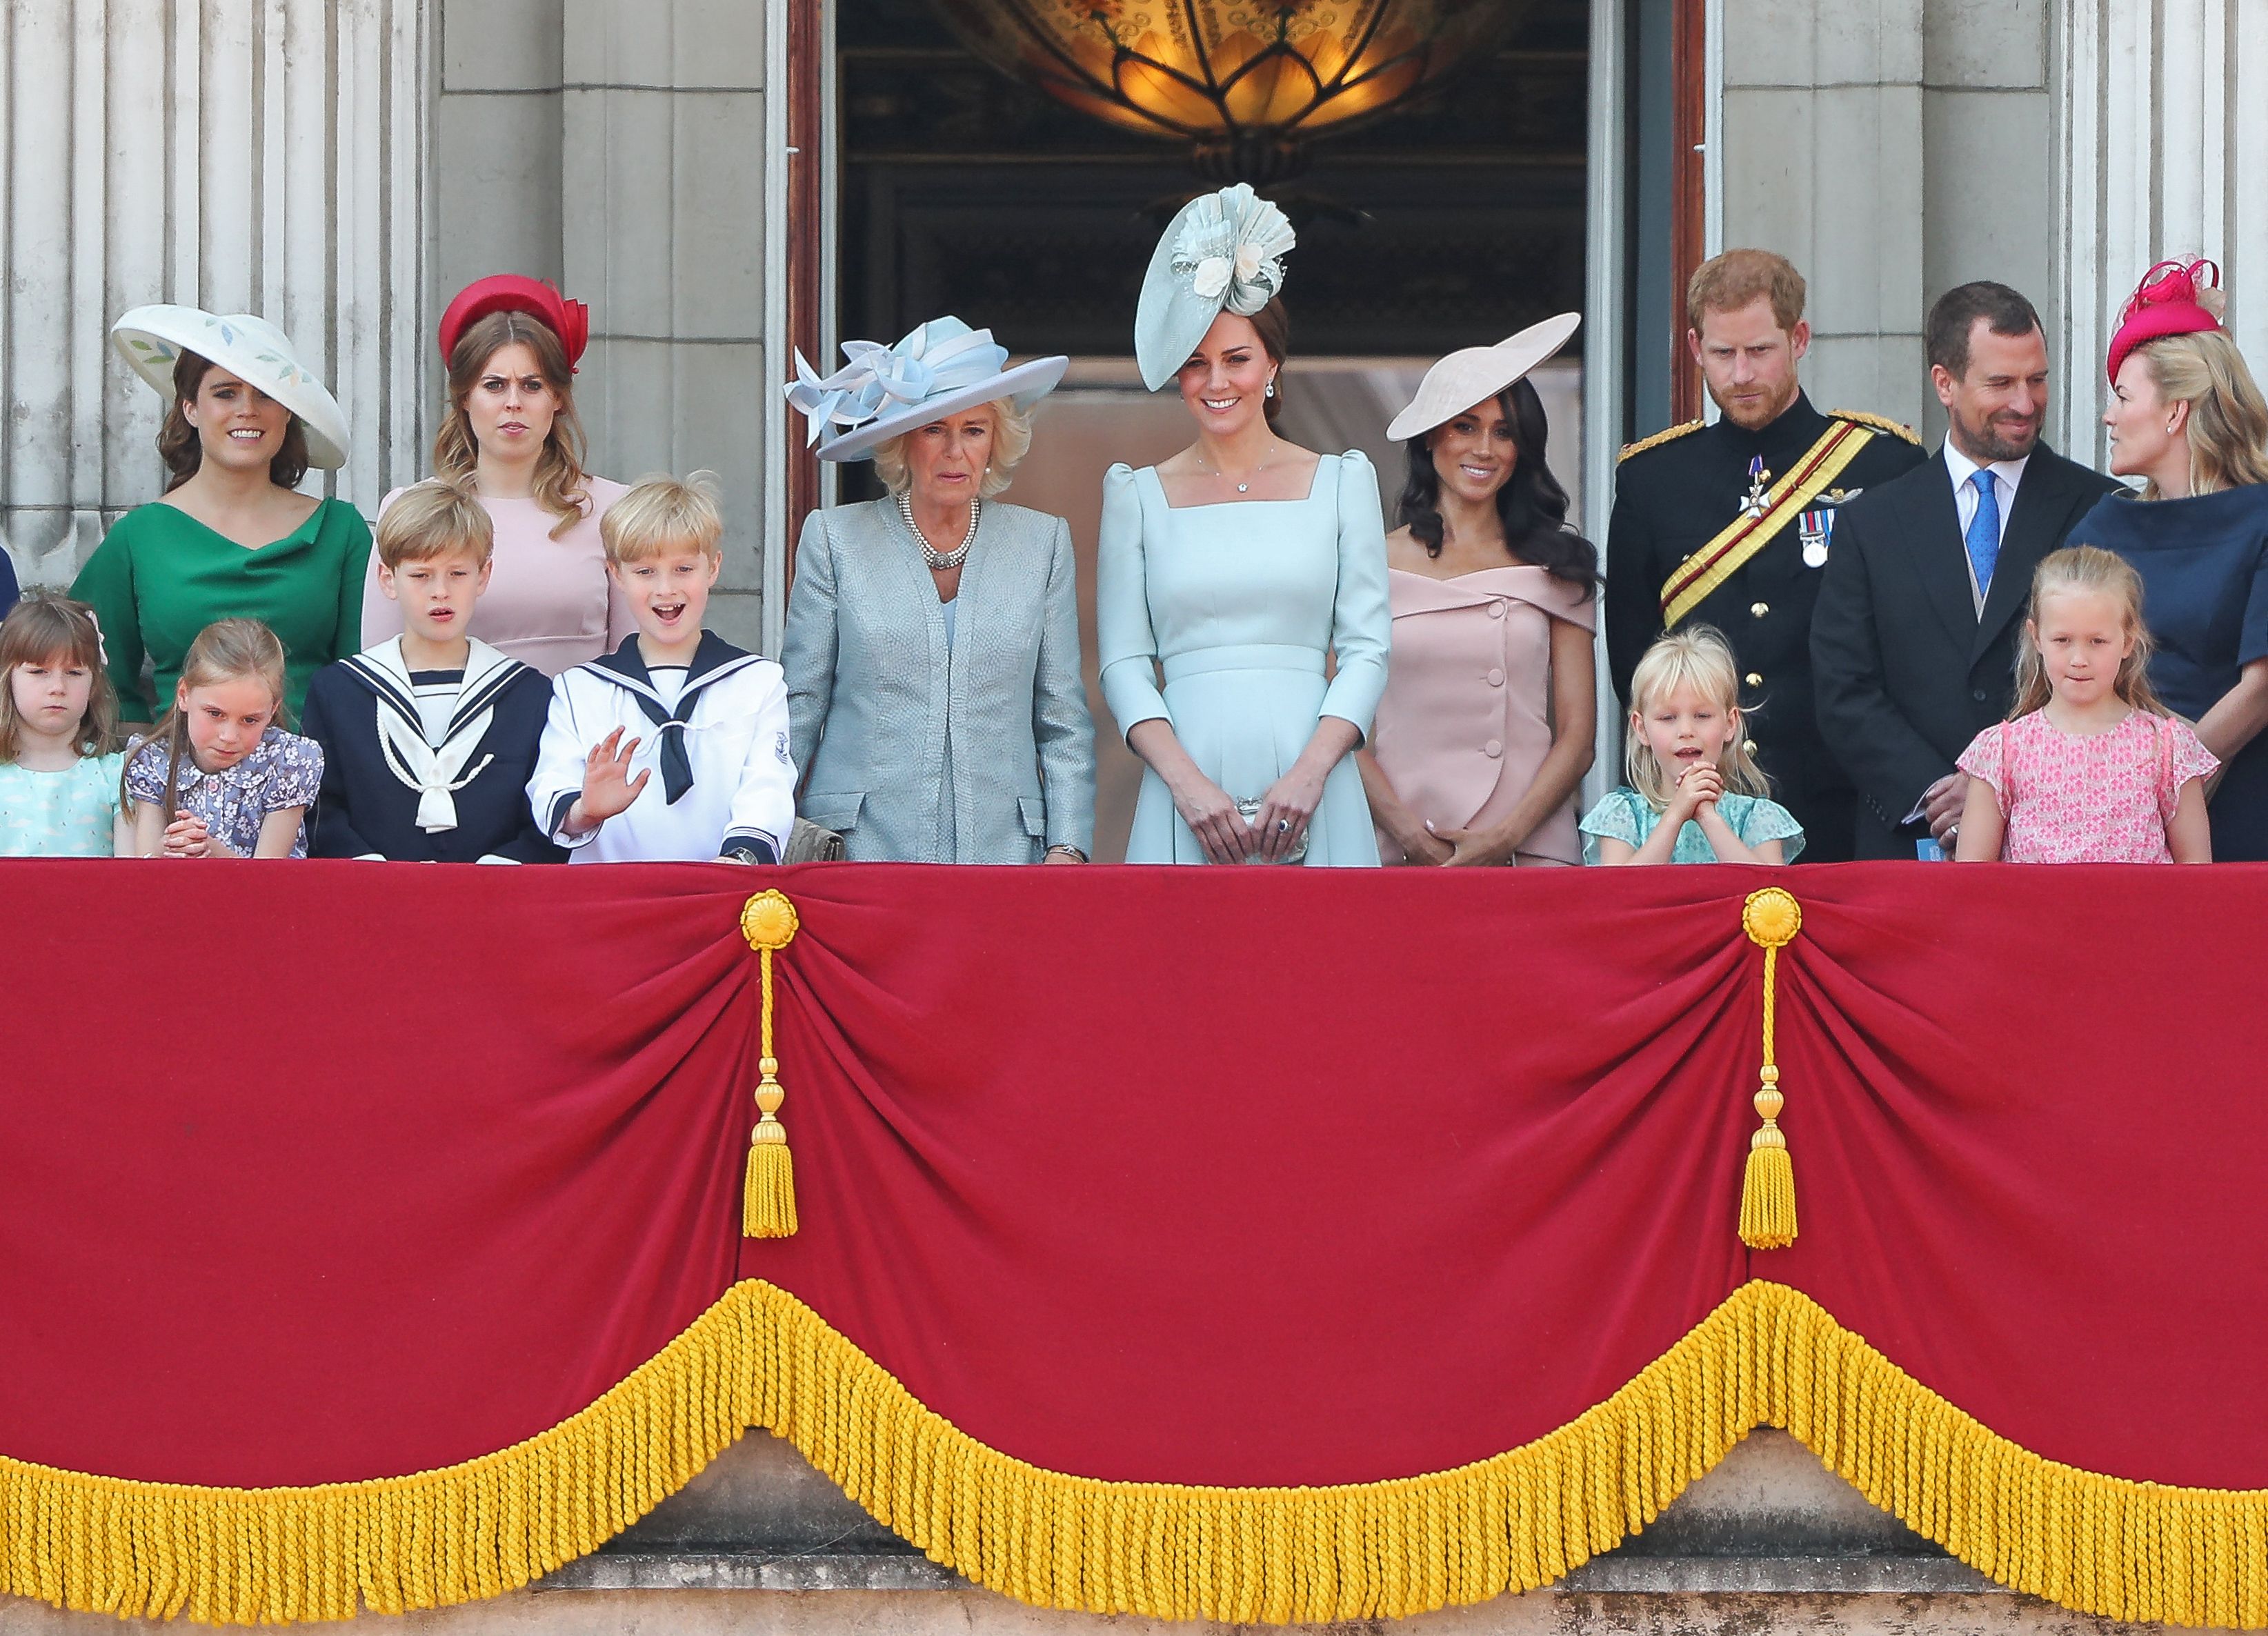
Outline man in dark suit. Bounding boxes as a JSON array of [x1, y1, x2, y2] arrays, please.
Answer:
[[1812, 282, 2125, 858]]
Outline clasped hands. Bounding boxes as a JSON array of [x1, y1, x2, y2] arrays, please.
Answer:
[[1169, 767, 1322, 866]]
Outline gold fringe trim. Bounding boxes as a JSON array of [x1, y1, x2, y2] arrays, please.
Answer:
[[8, 1279, 2268, 1627], [0, 1283, 774, 1624]]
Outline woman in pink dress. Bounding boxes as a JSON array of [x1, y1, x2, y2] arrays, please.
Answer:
[[364, 277, 633, 675], [1359, 317, 1600, 866]]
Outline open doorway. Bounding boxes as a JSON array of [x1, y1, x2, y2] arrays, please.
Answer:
[[824, 1, 1596, 859]]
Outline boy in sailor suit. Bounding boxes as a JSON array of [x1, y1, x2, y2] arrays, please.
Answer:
[[301, 480, 563, 861], [526, 472, 794, 864]]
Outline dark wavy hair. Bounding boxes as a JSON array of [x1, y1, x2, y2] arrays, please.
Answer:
[[1396, 376, 1597, 595]]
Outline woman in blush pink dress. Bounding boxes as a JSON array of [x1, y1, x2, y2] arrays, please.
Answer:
[[364, 277, 633, 675], [1359, 317, 1600, 866]]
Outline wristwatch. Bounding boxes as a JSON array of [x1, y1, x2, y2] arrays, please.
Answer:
[[1045, 844, 1088, 862]]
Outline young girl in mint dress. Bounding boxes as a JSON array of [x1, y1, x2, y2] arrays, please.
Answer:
[[0, 596, 126, 856], [1582, 626, 1804, 865], [72, 307, 369, 726]]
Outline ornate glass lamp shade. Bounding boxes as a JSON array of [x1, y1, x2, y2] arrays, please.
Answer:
[[931, 1, 1528, 181]]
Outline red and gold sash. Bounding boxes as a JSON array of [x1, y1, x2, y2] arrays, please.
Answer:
[[1659, 419, 1877, 627]]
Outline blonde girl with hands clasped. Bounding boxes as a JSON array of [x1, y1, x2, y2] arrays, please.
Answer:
[[1953, 546, 2215, 862], [1581, 626, 1803, 864], [122, 619, 324, 859], [0, 595, 128, 856]]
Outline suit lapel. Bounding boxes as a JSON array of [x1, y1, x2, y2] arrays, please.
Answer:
[[1909, 452, 1981, 650], [1972, 446, 2071, 666]]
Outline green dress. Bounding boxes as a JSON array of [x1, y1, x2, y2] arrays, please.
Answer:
[[71, 498, 372, 722]]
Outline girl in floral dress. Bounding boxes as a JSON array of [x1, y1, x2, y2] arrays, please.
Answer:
[[121, 619, 324, 859], [1953, 546, 2216, 863]]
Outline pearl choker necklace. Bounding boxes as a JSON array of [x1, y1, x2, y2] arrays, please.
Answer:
[[899, 492, 980, 570]]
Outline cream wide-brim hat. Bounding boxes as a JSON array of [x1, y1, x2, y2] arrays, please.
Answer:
[[1386, 313, 1582, 443], [110, 306, 350, 470]]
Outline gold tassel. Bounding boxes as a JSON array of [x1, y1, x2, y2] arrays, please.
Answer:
[[1738, 888, 1802, 1249], [739, 890, 803, 1238]]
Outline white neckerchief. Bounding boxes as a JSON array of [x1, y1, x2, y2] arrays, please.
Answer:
[[346, 637, 521, 832]]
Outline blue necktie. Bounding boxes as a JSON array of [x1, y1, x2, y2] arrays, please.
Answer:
[[1965, 470, 2000, 595]]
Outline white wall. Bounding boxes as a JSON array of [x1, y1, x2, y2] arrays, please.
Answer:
[[1, 0, 431, 586]]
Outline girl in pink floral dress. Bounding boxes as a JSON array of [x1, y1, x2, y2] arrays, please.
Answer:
[[1953, 546, 2216, 863]]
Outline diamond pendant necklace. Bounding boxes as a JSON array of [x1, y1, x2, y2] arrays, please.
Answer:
[[899, 492, 981, 571], [1199, 441, 1277, 495]]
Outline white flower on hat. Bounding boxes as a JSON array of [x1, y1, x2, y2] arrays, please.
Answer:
[[1170, 184, 1295, 318]]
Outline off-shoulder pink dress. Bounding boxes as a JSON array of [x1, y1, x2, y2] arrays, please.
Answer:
[[1369, 565, 1595, 866]]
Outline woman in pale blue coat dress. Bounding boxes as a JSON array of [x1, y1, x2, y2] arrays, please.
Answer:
[[1099, 184, 1391, 866]]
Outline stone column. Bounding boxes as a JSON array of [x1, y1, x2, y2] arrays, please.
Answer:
[[0, 0, 430, 586], [1717, 3, 1927, 429], [1715, 1, 2057, 443], [2056, 0, 2268, 462], [558, 0, 771, 648]]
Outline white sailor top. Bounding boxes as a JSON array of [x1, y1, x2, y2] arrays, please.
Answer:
[[527, 632, 795, 864], [299, 637, 561, 863]]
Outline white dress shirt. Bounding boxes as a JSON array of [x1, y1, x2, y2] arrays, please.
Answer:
[[1943, 441, 2031, 612]]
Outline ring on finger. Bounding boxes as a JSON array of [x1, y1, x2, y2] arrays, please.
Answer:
[[1277, 818, 1291, 833]]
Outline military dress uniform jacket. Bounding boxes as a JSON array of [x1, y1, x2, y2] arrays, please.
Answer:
[[1604, 392, 1927, 863]]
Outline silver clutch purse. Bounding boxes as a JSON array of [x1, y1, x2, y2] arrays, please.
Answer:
[[1235, 798, 1309, 864]]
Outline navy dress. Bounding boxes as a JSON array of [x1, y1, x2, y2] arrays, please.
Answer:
[[2080, 483, 2268, 859]]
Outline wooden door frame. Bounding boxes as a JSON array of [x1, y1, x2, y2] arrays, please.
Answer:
[[1668, 0, 1707, 424], [782, 0, 828, 595]]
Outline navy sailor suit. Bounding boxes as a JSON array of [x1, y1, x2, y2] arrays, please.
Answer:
[[300, 637, 563, 861]]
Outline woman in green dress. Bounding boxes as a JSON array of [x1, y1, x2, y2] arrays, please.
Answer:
[[72, 307, 370, 726]]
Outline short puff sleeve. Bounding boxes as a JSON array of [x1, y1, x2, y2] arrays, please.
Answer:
[[1956, 721, 2012, 810], [1578, 787, 1649, 864], [260, 731, 326, 810], [1731, 795, 1807, 861]]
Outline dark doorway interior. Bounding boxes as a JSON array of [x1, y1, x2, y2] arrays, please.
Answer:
[[838, 2, 1591, 360]]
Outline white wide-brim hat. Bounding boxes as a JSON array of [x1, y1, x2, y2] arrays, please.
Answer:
[[110, 306, 350, 470], [1134, 183, 1297, 392], [1386, 313, 1582, 443], [785, 316, 1069, 463]]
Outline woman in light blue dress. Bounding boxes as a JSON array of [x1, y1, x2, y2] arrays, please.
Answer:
[[1098, 185, 1391, 866]]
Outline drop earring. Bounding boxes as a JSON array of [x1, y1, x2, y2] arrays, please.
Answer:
[[1266, 377, 1277, 399]]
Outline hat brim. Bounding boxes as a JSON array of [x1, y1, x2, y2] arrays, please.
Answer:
[[1386, 312, 1582, 443], [111, 306, 351, 470], [1134, 194, 1232, 393], [818, 355, 1071, 463]]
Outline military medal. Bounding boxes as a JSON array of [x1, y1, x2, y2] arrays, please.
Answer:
[[1738, 455, 1771, 520], [1798, 507, 1832, 568]]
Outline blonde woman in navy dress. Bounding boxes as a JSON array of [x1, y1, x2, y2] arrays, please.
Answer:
[[1097, 185, 1392, 866]]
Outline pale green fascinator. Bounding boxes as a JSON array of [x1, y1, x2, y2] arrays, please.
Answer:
[[1133, 184, 1297, 392]]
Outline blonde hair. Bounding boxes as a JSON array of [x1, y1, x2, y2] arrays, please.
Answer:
[[119, 618, 288, 820], [1624, 626, 1771, 810], [432, 311, 591, 539], [870, 398, 1032, 499], [376, 477, 495, 570], [1687, 249, 1806, 335], [2010, 546, 2168, 719], [2131, 295, 2268, 498], [602, 470, 724, 564], [0, 595, 119, 763]]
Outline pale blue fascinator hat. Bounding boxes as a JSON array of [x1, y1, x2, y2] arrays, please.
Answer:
[[1133, 184, 1297, 392], [784, 317, 1069, 463]]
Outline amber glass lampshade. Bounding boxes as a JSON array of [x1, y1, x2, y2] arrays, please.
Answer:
[[931, 1, 1529, 182]]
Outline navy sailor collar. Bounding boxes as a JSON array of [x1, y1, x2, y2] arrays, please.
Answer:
[[586, 631, 764, 708], [340, 637, 526, 746]]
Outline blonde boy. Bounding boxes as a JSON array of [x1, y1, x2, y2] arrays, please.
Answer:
[[301, 479, 561, 860], [526, 472, 794, 863]]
